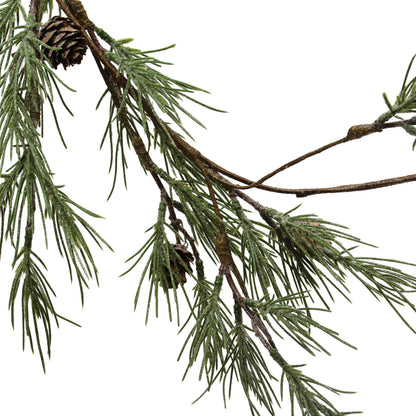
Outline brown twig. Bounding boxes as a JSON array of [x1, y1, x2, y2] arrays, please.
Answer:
[[234, 117, 416, 191], [152, 115, 416, 197], [29, 0, 40, 22], [224, 270, 276, 352], [294, 172, 416, 197], [236, 123, 383, 190]]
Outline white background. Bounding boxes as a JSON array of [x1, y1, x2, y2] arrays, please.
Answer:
[[1, 1, 416, 415]]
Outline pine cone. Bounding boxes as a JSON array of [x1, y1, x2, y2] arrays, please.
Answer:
[[163, 244, 194, 289], [39, 16, 87, 69]]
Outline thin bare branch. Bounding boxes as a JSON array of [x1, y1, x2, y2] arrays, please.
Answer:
[[236, 116, 416, 190], [294, 172, 416, 197]]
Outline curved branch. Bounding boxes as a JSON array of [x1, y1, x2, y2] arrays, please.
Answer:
[[57, 0, 416, 203], [236, 124, 382, 190], [294, 173, 416, 197], [207, 164, 416, 197], [237, 117, 416, 190]]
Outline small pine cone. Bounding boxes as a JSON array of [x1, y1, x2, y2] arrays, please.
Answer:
[[164, 244, 194, 289], [39, 16, 87, 69]]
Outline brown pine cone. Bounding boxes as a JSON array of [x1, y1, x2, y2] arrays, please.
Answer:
[[39, 16, 87, 69], [163, 244, 194, 289]]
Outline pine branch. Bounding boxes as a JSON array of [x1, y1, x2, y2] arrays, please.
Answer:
[[179, 274, 233, 385], [0, 5, 110, 371], [62, 5, 416, 413], [2, 1, 416, 415], [245, 295, 355, 355], [221, 304, 280, 416]]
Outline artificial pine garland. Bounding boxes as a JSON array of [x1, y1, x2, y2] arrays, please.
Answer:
[[2, 1, 416, 415]]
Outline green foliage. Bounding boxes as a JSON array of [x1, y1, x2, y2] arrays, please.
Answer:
[[261, 207, 416, 322], [0, 4, 109, 371], [380, 54, 416, 121], [221, 305, 280, 416], [245, 295, 355, 355], [379, 53, 416, 148], [96, 26, 217, 134], [124, 200, 194, 325], [157, 168, 224, 257], [128, 171, 416, 415], [95, 26, 223, 193], [2, 2, 416, 415], [0, 0, 24, 48], [179, 274, 232, 385], [230, 197, 281, 299], [270, 348, 359, 416]]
